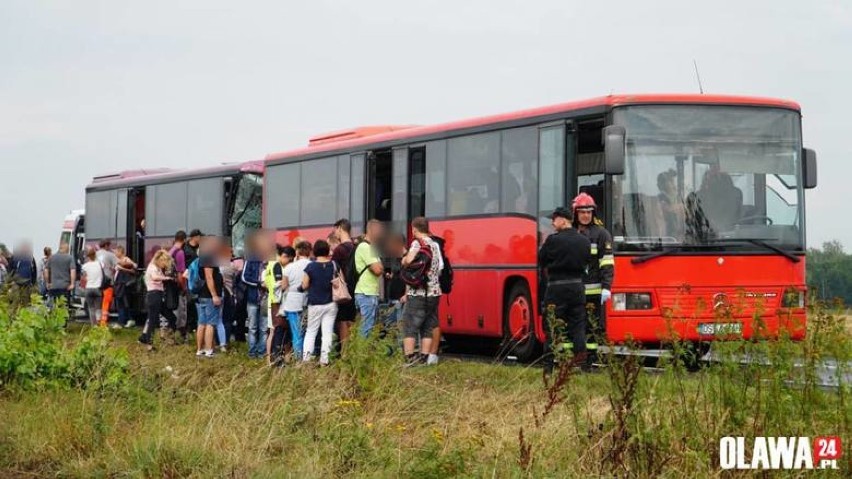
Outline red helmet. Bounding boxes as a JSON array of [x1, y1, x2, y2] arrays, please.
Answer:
[[572, 192, 597, 211]]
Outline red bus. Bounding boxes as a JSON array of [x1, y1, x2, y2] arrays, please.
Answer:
[[259, 94, 817, 360], [83, 162, 264, 314]]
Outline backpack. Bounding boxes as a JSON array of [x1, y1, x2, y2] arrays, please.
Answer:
[[342, 242, 367, 295], [11, 256, 36, 286], [432, 236, 454, 295], [187, 258, 205, 296], [400, 239, 433, 289]]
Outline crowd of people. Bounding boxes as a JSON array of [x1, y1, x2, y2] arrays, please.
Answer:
[[1, 217, 448, 367], [4, 190, 613, 373], [132, 217, 448, 365]]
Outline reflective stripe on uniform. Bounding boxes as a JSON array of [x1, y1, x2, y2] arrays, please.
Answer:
[[599, 254, 614, 267], [585, 282, 602, 295], [590, 242, 598, 255], [586, 343, 598, 350]]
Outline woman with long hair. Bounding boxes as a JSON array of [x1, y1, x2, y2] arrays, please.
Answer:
[[139, 249, 177, 351]]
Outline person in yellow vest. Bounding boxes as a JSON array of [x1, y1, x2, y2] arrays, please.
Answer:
[[572, 193, 615, 366]]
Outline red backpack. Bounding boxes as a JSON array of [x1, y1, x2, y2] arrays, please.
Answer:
[[400, 239, 433, 289]]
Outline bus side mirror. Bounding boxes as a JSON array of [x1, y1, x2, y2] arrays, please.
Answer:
[[603, 125, 626, 175], [803, 148, 817, 189]]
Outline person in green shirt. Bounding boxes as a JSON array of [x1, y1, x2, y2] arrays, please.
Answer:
[[354, 220, 385, 337]]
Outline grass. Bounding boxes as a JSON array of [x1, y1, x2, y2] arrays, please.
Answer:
[[0, 297, 850, 478]]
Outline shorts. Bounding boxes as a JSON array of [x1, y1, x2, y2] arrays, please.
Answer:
[[336, 300, 356, 322], [196, 298, 221, 326], [402, 295, 440, 339]]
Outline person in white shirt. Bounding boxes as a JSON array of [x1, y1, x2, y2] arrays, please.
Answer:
[[280, 241, 312, 359], [80, 247, 104, 326]]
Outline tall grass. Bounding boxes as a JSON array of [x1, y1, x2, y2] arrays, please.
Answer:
[[0, 292, 848, 477]]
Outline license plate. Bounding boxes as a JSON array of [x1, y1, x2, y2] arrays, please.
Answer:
[[697, 322, 742, 336]]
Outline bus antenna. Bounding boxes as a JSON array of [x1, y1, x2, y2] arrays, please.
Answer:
[[693, 59, 705, 94]]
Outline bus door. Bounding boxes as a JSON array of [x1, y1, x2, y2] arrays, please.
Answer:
[[128, 187, 146, 267], [365, 149, 394, 226], [574, 117, 607, 224]]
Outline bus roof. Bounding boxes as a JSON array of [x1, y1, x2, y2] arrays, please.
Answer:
[[87, 160, 264, 191], [265, 93, 801, 164]]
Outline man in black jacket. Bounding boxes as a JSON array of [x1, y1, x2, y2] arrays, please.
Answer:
[[539, 208, 591, 373]]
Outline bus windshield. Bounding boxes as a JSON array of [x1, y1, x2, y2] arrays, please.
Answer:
[[611, 105, 804, 252], [230, 173, 263, 257]]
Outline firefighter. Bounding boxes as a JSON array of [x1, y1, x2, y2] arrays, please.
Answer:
[[539, 207, 592, 374], [572, 192, 615, 364]]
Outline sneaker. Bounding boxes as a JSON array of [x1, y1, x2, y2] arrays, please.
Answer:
[[426, 354, 439, 365], [109, 323, 122, 330], [218, 345, 228, 353], [204, 350, 215, 358], [196, 350, 204, 357], [404, 354, 421, 368], [124, 320, 136, 328]]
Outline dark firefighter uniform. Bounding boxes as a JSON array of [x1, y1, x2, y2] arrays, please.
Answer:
[[539, 208, 592, 369], [578, 221, 614, 351]]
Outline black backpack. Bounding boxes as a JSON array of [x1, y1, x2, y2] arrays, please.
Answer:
[[342, 242, 366, 296], [400, 239, 433, 289], [432, 236, 453, 295]]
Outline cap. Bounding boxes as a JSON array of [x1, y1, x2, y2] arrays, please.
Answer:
[[551, 207, 571, 220], [189, 229, 204, 238]]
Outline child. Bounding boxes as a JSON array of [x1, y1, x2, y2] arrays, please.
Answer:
[[264, 245, 294, 365]]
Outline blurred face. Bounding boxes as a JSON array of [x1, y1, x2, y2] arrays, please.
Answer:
[[367, 222, 383, 240], [577, 209, 594, 226], [551, 216, 569, 231], [278, 253, 292, 265], [202, 237, 223, 256]]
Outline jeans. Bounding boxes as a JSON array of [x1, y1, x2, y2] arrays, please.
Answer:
[[246, 302, 266, 358], [48, 288, 72, 310], [195, 298, 221, 327], [303, 303, 338, 364], [219, 290, 234, 345], [285, 310, 304, 358], [354, 293, 378, 337], [383, 300, 403, 329]]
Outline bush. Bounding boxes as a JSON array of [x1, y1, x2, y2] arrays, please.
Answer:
[[0, 294, 128, 390]]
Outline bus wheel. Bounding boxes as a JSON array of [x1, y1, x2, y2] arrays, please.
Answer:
[[501, 282, 538, 362]]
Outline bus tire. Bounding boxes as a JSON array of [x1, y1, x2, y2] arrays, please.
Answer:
[[501, 281, 539, 362]]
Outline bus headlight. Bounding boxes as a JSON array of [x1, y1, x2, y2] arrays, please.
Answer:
[[612, 293, 653, 311], [781, 289, 805, 309]]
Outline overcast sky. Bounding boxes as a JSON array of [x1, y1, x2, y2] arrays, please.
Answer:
[[1, 0, 850, 253]]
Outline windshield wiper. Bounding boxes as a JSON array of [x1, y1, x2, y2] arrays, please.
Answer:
[[709, 238, 801, 263], [630, 245, 718, 264], [630, 239, 800, 265]]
